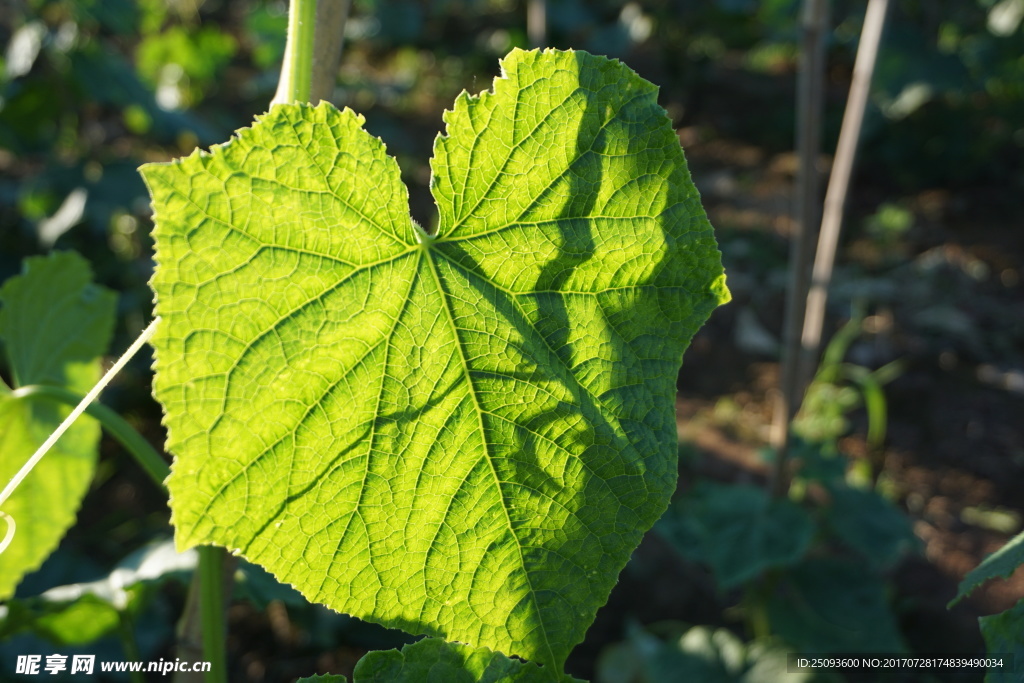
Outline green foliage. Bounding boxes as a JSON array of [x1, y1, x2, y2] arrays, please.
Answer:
[[793, 314, 902, 453], [136, 26, 238, 107], [142, 48, 728, 673], [3, 594, 121, 647], [863, 202, 914, 246], [298, 675, 349, 683], [596, 623, 816, 683], [953, 529, 1024, 675], [0, 535, 329, 659], [657, 481, 815, 589], [0, 539, 191, 646], [978, 598, 1024, 683], [765, 558, 905, 654], [866, 1, 1024, 186], [354, 638, 585, 683], [792, 440, 918, 572], [0, 252, 116, 599], [952, 529, 1024, 606], [824, 485, 917, 571], [658, 435, 915, 659]]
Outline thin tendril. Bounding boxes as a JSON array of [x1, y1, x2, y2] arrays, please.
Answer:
[[0, 317, 160, 555], [0, 511, 15, 555]]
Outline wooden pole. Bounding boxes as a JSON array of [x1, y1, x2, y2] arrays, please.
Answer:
[[799, 0, 890, 388]]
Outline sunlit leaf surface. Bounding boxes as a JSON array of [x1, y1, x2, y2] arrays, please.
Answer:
[[144, 48, 728, 671]]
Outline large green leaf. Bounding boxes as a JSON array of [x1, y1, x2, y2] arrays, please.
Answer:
[[0, 252, 116, 599], [143, 48, 728, 671]]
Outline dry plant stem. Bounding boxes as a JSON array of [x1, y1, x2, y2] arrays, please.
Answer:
[[311, 0, 351, 103], [770, 0, 828, 496], [528, 0, 547, 48], [799, 0, 890, 388]]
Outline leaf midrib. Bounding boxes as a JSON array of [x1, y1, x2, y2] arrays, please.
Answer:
[[419, 243, 558, 668]]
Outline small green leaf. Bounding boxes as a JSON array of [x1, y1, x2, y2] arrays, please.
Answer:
[[144, 48, 727, 671], [951, 529, 1024, 607], [0, 251, 116, 599], [297, 676, 348, 683], [657, 481, 814, 588], [978, 598, 1024, 683], [354, 638, 585, 683], [0, 593, 120, 646]]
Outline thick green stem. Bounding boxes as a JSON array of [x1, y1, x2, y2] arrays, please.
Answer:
[[199, 546, 228, 683], [11, 384, 169, 489], [273, 0, 318, 104]]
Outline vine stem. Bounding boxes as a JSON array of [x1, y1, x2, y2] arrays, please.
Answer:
[[310, 0, 351, 103], [0, 317, 159, 520], [199, 547, 228, 678]]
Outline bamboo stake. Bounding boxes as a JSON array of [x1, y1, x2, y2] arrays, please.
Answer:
[[799, 0, 890, 388], [528, 0, 547, 48]]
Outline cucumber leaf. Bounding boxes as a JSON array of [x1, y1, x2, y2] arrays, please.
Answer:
[[143, 48, 728, 671], [0, 252, 116, 599]]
